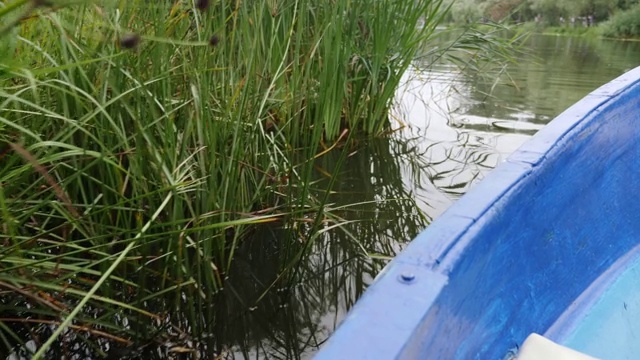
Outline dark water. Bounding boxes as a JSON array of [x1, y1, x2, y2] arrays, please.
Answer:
[[206, 34, 640, 359]]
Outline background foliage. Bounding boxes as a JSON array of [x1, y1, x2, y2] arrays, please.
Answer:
[[444, 0, 640, 32]]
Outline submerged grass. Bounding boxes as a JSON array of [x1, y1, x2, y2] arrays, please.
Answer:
[[0, 0, 449, 357]]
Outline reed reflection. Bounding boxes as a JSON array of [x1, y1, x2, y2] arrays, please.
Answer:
[[203, 135, 434, 358]]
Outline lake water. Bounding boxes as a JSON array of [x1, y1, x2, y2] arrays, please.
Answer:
[[100, 34, 640, 359]]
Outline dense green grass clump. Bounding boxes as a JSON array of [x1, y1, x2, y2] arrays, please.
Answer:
[[0, 0, 446, 357]]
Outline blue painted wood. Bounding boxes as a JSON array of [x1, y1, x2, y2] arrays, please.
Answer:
[[314, 66, 640, 360]]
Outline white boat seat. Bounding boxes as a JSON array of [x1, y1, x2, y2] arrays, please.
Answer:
[[518, 334, 600, 360]]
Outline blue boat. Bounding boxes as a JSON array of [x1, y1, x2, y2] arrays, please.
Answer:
[[315, 66, 640, 360]]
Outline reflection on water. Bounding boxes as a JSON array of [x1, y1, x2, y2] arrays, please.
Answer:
[[223, 137, 429, 359]]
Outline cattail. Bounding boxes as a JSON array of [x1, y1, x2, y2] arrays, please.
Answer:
[[33, 0, 52, 8], [120, 33, 141, 49], [196, 0, 210, 11], [209, 35, 220, 47]]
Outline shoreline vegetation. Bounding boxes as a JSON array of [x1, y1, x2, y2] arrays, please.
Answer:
[[510, 20, 640, 41], [0, 0, 517, 358], [443, 0, 640, 40]]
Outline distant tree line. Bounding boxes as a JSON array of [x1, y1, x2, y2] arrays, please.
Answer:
[[443, 0, 640, 27]]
